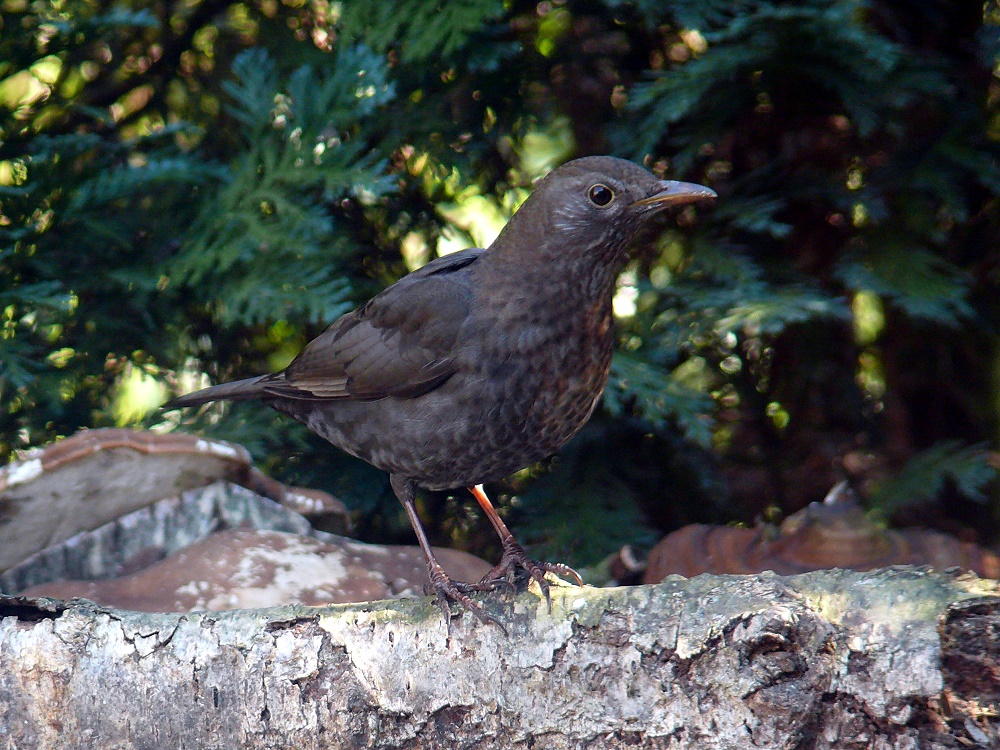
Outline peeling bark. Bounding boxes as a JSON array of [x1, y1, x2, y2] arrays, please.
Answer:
[[1, 569, 998, 749]]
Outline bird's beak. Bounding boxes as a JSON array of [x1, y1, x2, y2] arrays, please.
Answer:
[[631, 181, 717, 210]]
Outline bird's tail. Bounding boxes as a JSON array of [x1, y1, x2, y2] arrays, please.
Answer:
[[165, 375, 271, 408]]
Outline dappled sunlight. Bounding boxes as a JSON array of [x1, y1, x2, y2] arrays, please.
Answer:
[[0, 69, 50, 116], [436, 225, 475, 257], [612, 268, 639, 318], [402, 116, 574, 259], [857, 351, 887, 403], [436, 193, 513, 253], [852, 291, 885, 345], [514, 116, 575, 180], [400, 231, 431, 271], [112, 364, 167, 426]]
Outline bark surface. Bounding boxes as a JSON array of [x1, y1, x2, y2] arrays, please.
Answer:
[[1, 568, 998, 749]]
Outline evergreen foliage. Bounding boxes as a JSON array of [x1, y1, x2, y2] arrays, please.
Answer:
[[171, 46, 396, 326], [2, 0, 999, 566], [870, 440, 996, 515], [337, 0, 506, 61]]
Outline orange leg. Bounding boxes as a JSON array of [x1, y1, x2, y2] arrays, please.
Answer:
[[468, 484, 583, 610]]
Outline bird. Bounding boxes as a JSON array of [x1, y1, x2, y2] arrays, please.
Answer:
[[167, 155, 716, 627]]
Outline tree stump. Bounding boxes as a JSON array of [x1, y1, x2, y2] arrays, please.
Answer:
[[2, 568, 998, 748]]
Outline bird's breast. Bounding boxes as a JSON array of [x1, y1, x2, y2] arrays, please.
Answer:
[[467, 296, 615, 456]]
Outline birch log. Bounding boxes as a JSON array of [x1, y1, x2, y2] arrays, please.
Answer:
[[1, 568, 998, 749]]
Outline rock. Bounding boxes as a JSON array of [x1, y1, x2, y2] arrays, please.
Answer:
[[0, 428, 349, 573], [21, 527, 491, 612], [645, 482, 1000, 582]]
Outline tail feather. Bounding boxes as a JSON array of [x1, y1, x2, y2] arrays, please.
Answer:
[[166, 375, 271, 408]]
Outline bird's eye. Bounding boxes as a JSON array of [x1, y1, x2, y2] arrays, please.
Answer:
[[588, 184, 615, 207]]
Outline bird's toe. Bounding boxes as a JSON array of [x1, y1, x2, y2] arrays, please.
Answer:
[[426, 559, 507, 633]]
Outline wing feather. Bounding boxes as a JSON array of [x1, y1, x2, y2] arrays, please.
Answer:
[[263, 248, 482, 402]]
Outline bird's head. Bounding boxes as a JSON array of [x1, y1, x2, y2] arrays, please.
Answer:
[[491, 155, 716, 272]]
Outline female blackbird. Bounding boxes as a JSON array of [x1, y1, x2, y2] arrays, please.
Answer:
[[168, 156, 716, 626]]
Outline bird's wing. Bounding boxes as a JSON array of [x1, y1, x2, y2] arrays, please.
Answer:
[[262, 248, 483, 401]]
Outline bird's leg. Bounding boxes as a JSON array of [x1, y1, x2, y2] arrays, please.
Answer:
[[390, 475, 505, 631], [468, 484, 583, 611]]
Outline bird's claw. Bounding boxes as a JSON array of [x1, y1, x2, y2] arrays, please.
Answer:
[[541, 560, 584, 587], [480, 539, 582, 612], [426, 559, 508, 634]]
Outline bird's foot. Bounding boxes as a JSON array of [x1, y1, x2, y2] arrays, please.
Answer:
[[425, 558, 508, 634], [480, 539, 583, 612]]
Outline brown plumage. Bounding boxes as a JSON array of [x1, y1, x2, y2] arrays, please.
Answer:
[[168, 155, 716, 626]]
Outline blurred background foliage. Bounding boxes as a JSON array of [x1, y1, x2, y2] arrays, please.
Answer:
[[3, 0, 1000, 569]]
